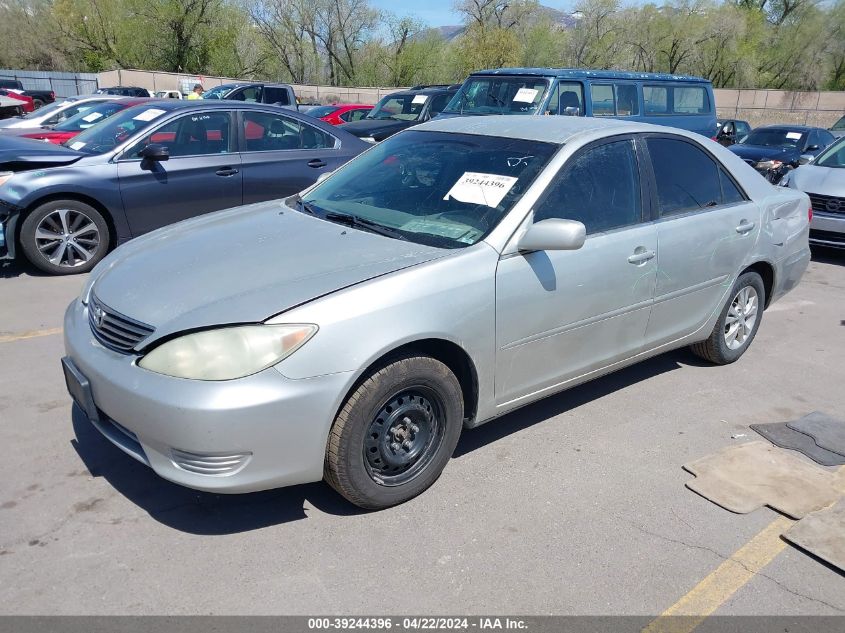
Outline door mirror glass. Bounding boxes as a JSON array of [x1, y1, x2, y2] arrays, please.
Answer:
[[518, 219, 586, 252], [139, 144, 170, 161], [805, 144, 819, 152]]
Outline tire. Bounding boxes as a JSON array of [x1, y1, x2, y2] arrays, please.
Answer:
[[690, 271, 765, 365], [20, 200, 110, 275], [324, 354, 464, 510], [33, 99, 44, 110]]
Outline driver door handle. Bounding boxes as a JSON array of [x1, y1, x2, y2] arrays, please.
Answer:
[[215, 167, 239, 177], [627, 249, 655, 265], [308, 159, 327, 168], [736, 221, 755, 234]]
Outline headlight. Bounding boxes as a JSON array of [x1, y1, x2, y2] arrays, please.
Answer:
[[138, 324, 318, 380], [0, 172, 13, 187], [361, 136, 377, 143], [755, 159, 782, 170]]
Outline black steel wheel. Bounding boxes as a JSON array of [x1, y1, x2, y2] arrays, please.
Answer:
[[325, 354, 464, 510]]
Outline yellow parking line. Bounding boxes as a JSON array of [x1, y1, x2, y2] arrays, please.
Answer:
[[643, 515, 795, 633], [0, 327, 63, 344]]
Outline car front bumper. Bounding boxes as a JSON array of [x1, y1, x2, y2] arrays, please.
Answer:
[[809, 211, 845, 248], [63, 299, 353, 493]]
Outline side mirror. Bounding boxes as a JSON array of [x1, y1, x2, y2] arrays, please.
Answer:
[[316, 171, 333, 183], [563, 106, 581, 117], [805, 144, 819, 152], [139, 144, 169, 162], [798, 154, 814, 165], [518, 218, 586, 252]]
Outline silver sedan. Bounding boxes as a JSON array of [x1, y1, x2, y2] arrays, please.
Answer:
[[783, 135, 845, 249], [62, 116, 811, 509]]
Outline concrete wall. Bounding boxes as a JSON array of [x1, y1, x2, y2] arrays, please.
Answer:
[[714, 88, 845, 127], [98, 70, 845, 126]]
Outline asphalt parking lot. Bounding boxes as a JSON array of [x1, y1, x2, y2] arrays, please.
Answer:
[[0, 251, 844, 617]]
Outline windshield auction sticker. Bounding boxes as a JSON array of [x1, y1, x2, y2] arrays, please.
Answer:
[[443, 172, 518, 208], [786, 132, 802, 140], [512, 88, 539, 103], [133, 108, 167, 122], [412, 95, 428, 105], [81, 112, 104, 123]]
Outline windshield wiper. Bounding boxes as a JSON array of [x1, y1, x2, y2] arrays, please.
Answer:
[[290, 194, 317, 215], [323, 211, 408, 241]]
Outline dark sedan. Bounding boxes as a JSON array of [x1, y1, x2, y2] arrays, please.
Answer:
[[0, 101, 368, 274], [728, 125, 835, 182]]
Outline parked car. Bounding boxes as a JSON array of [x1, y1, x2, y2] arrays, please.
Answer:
[[201, 83, 298, 110], [714, 119, 751, 146], [0, 95, 121, 130], [0, 101, 367, 274], [442, 68, 716, 137], [782, 135, 845, 248], [0, 93, 24, 120], [728, 125, 836, 183], [153, 90, 183, 99], [830, 114, 845, 139], [307, 104, 372, 125], [59, 116, 810, 509], [0, 98, 150, 145], [0, 78, 56, 109], [339, 85, 459, 142], [96, 86, 152, 97], [0, 89, 34, 113]]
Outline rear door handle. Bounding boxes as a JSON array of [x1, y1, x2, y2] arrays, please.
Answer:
[[627, 249, 655, 265], [736, 221, 755, 234], [215, 167, 239, 177], [308, 159, 327, 169]]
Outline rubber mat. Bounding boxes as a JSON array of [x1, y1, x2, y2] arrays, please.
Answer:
[[783, 499, 845, 573], [683, 441, 842, 519], [787, 412, 845, 458], [750, 422, 845, 467]]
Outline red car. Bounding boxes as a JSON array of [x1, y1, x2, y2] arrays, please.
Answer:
[[5, 97, 150, 145], [307, 104, 372, 126], [0, 89, 34, 113]]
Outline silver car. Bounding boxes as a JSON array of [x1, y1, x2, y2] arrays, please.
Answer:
[[783, 135, 845, 248], [62, 116, 811, 509], [0, 95, 119, 130]]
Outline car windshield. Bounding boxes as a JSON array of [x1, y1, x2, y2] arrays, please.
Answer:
[[301, 130, 557, 249], [62, 104, 169, 154], [54, 101, 130, 132], [831, 116, 845, 131], [741, 128, 806, 148], [443, 76, 550, 116], [22, 100, 69, 120], [308, 105, 341, 118], [366, 94, 428, 121], [202, 85, 235, 100], [814, 137, 845, 168]]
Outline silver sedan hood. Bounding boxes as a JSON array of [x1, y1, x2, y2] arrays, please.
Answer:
[[90, 200, 448, 346], [790, 164, 845, 196]]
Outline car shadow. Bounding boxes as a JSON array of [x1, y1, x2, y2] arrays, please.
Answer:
[[69, 347, 708, 534], [454, 347, 707, 457], [811, 245, 844, 266], [0, 259, 32, 278]]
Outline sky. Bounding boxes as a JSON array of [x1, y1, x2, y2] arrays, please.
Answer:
[[367, 0, 579, 28]]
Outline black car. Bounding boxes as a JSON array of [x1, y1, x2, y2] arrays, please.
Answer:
[[0, 78, 56, 109], [339, 85, 460, 143], [714, 119, 751, 146], [0, 101, 367, 274], [728, 125, 836, 183], [96, 86, 151, 97]]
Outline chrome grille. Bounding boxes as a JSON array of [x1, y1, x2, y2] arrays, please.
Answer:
[[807, 192, 845, 216], [88, 294, 154, 353]]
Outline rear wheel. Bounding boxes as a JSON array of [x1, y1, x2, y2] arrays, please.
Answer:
[[20, 200, 110, 275], [690, 271, 765, 365], [32, 99, 44, 109], [324, 354, 464, 510]]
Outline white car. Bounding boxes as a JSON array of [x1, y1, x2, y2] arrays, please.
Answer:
[[0, 95, 120, 130]]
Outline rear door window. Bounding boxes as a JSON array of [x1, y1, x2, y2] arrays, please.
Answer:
[[590, 83, 639, 117], [263, 87, 290, 105], [643, 85, 710, 115], [242, 111, 336, 151], [646, 137, 726, 215], [590, 85, 615, 116]]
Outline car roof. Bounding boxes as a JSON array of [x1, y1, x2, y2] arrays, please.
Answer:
[[418, 114, 653, 144], [470, 68, 711, 84], [754, 125, 816, 132]]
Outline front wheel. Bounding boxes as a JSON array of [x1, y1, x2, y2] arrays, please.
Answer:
[[20, 200, 110, 275], [690, 271, 765, 365], [324, 354, 464, 510]]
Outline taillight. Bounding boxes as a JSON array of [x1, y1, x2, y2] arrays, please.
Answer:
[[50, 91, 55, 100], [808, 206, 813, 223]]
